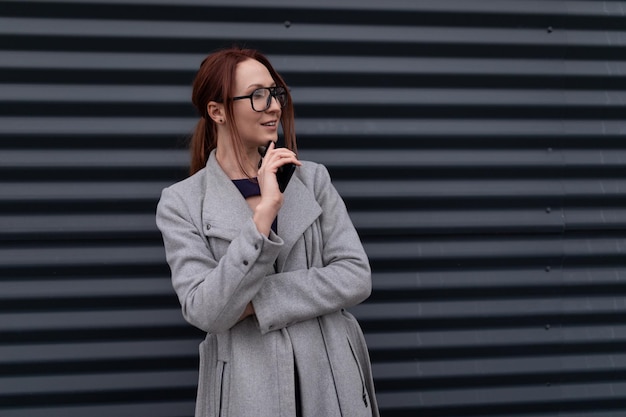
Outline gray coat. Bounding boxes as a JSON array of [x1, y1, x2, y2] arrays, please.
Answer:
[[156, 150, 379, 417]]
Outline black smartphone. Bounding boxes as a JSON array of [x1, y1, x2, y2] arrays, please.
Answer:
[[258, 140, 296, 193]]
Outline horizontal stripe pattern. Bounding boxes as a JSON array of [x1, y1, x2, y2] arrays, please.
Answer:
[[1, 1, 625, 416]]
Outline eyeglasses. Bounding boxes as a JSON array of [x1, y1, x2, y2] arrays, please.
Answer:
[[232, 87, 288, 112]]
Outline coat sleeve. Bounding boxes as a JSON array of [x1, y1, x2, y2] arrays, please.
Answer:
[[156, 186, 283, 334], [252, 163, 372, 334]]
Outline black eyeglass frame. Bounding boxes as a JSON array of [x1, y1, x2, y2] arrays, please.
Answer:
[[232, 86, 288, 112]]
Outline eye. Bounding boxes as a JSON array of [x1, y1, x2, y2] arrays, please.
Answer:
[[252, 89, 268, 99]]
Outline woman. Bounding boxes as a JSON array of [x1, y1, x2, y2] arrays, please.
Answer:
[[156, 46, 379, 417]]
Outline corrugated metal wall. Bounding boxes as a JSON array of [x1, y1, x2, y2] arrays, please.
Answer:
[[1, 1, 625, 416]]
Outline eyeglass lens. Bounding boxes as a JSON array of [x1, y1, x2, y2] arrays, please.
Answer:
[[252, 88, 287, 111]]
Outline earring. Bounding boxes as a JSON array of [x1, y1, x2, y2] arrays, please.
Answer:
[[219, 119, 223, 123]]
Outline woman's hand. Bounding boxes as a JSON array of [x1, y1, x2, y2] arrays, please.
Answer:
[[254, 141, 300, 235], [237, 302, 255, 322]]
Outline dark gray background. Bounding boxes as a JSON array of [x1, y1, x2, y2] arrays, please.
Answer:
[[1, 1, 626, 416]]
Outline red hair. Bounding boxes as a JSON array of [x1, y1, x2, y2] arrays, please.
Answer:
[[189, 46, 297, 176]]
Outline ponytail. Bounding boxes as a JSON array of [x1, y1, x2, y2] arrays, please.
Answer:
[[189, 117, 217, 176]]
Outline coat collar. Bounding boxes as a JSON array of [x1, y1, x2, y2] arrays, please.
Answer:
[[202, 150, 322, 265]]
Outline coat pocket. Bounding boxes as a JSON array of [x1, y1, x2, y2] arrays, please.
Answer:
[[215, 360, 230, 417], [346, 335, 370, 410]]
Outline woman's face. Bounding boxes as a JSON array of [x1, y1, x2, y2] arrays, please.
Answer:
[[232, 59, 282, 149]]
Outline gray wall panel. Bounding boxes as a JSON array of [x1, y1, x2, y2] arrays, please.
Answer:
[[1, 0, 625, 416]]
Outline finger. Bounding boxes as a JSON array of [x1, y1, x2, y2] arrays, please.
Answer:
[[267, 155, 300, 169], [269, 148, 298, 160], [265, 150, 293, 165]]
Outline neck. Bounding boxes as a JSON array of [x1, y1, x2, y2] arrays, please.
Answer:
[[215, 143, 260, 180]]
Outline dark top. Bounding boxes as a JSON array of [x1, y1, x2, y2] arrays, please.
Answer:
[[232, 178, 277, 233]]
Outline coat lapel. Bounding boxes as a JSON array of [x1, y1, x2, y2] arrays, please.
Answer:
[[276, 173, 322, 270], [202, 151, 253, 241]]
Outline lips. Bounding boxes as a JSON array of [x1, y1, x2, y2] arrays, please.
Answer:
[[261, 121, 277, 126]]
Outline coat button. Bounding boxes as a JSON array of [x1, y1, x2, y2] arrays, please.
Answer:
[[206, 224, 211, 230], [243, 260, 249, 266], [254, 244, 259, 250]]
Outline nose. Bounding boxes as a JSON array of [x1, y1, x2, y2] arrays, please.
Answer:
[[267, 95, 282, 112]]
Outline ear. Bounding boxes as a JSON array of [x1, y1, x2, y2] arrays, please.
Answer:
[[207, 101, 225, 123]]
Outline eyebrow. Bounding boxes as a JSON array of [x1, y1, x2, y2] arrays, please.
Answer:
[[247, 82, 277, 89]]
